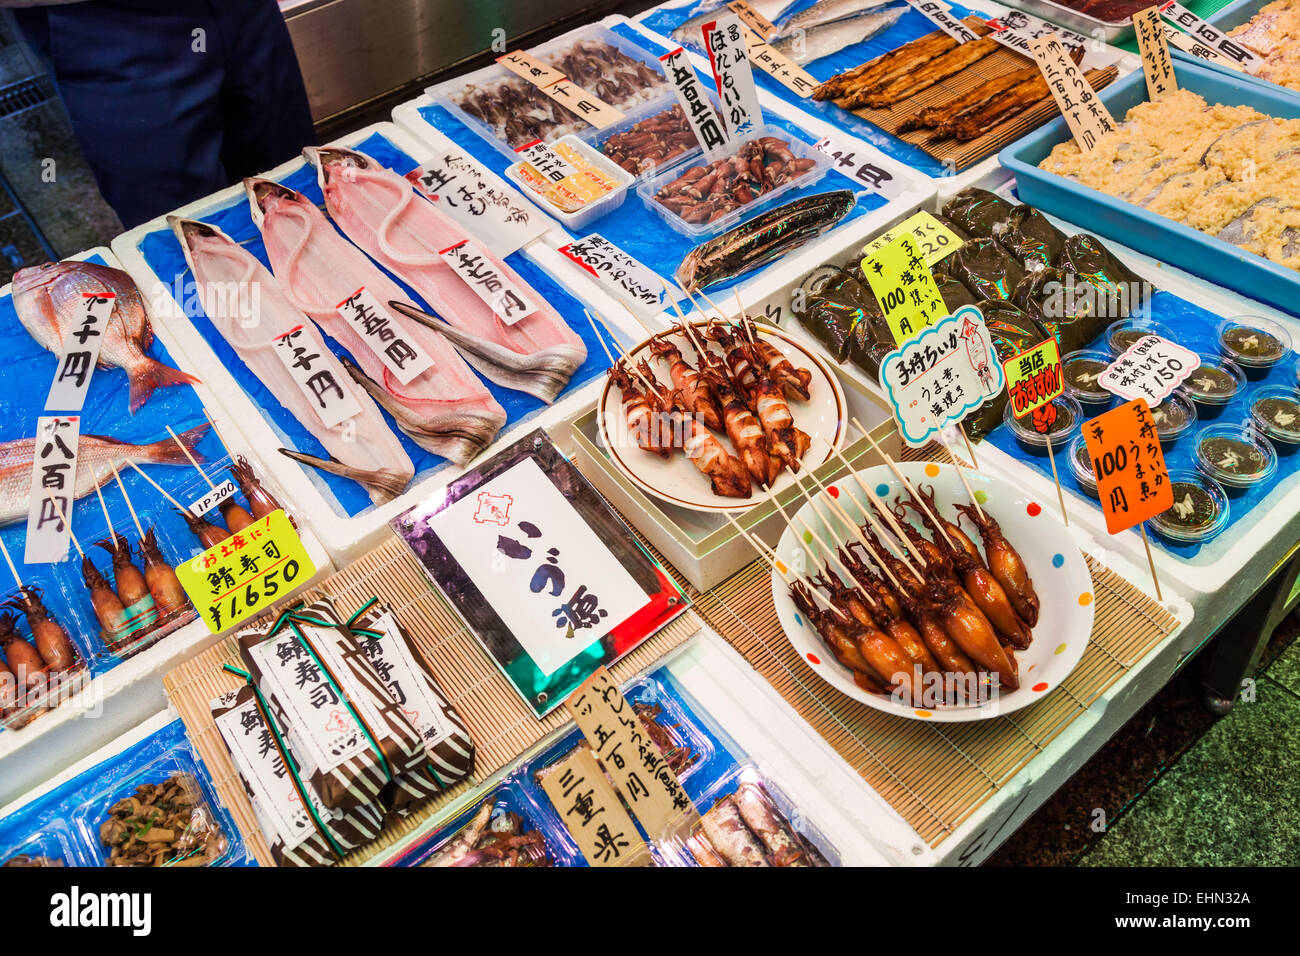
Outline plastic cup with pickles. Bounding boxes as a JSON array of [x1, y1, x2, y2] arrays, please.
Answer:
[[1218, 315, 1293, 379], [1250, 385, 1300, 452], [1149, 470, 1230, 544], [1194, 422, 1277, 495], [1176, 353, 1245, 420]]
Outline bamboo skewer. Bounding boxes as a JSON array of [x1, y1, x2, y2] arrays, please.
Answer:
[[44, 491, 83, 558], [767, 486, 869, 602], [586, 309, 656, 395], [825, 441, 926, 569], [797, 469, 909, 592], [853, 416, 958, 551], [167, 425, 214, 490], [0, 537, 23, 588], [109, 464, 146, 540], [790, 471, 906, 594], [959, 422, 979, 471], [92, 472, 119, 550], [938, 430, 986, 521], [722, 513, 850, 623], [203, 410, 236, 464], [125, 460, 190, 513]]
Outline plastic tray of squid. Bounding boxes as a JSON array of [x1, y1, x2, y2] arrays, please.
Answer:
[[791, 187, 1149, 439]]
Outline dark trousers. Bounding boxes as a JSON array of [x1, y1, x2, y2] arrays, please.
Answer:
[[15, 0, 316, 228]]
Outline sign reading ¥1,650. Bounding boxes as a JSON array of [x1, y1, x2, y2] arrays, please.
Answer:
[[175, 510, 314, 633]]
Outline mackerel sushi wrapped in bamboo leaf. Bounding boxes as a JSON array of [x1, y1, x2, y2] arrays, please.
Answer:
[[947, 237, 1027, 301], [965, 299, 1051, 440], [1055, 234, 1149, 320], [998, 204, 1068, 271], [942, 187, 1014, 238]]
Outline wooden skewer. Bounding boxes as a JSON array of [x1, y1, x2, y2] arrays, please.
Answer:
[[722, 513, 850, 623], [44, 491, 83, 558], [768, 486, 867, 601], [959, 422, 979, 471], [939, 429, 986, 521], [203, 410, 236, 463], [825, 441, 926, 569], [125, 460, 189, 513], [728, 288, 757, 342], [585, 309, 656, 395], [0, 536, 23, 588], [615, 298, 656, 340], [585, 308, 619, 366], [853, 416, 958, 550], [664, 282, 713, 357], [1044, 432, 1069, 528], [797, 468, 907, 592], [167, 424, 214, 490], [92, 471, 119, 550], [1139, 524, 1162, 602], [109, 464, 146, 540]]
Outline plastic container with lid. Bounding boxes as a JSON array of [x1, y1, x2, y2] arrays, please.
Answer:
[[1249, 385, 1300, 451], [580, 94, 722, 182], [1002, 394, 1083, 455], [1061, 348, 1116, 411], [635, 125, 833, 239], [1148, 391, 1197, 447], [1195, 422, 1278, 494], [1177, 352, 1246, 419], [1149, 469, 1230, 544], [1218, 315, 1293, 378], [504, 134, 634, 230], [1104, 317, 1175, 357], [1067, 433, 1098, 498]]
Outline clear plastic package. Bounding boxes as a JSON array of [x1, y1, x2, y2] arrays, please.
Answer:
[[635, 125, 832, 239], [1250, 385, 1300, 450], [1218, 314, 1293, 377], [503, 134, 634, 230], [1195, 422, 1278, 494], [0, 820, 89, 867], [1002, 394, 1083, 455], [1150, 469, 1230, 544], [1177, 352, 1246, 418], [580, 94, 722, 181]]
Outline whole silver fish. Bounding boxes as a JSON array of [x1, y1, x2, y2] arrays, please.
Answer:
[[0, 425, 208, 526], [776, 0, 895, 34], [774, 7, 903, 62], [12, 260, 199, 413], [671, 0, 794, 46], [699, 794, 770, 866]]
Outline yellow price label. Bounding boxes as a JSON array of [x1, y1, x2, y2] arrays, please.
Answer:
[[861, 233, 949, 346], [175, 510, 314, 634], [1001, 339, 1064, 421], [861, 210, 965, 267]]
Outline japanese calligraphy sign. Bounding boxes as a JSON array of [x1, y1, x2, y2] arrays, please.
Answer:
[[176, 510, 315, 634], [861, 210, 966, 266], [45, 292, 114, 412], [1134, 6, 1177, 100], [1158, 2, 1261, 69], [407, 151, 549, 257], [1161, 24, 1244, 71], [727, 0, 778, 40], [24, 415, 79, 564], [187, 479, 239, 518], [659, 46, 732, 158], [986, 11, 1093, 59], [880, 306, 1005, 447], [1098, 334, 1199, 405], [908, 0, 982, 42], [335, 287, 435, 386], [1002, 339, 1063, 425], [558, 234, 665, 320], [565, 667, 698, 841], [861, 232, 950, 345], [438, 239, 538, 326], [1029, 34, 1116, 153], [1083, 400, 1174, 535], [496, 49, 625, 129], [515, 139, 577, 183], [812, 136, 907, 201], [703, 14, 764, 139], [272, 324, 364, 428], [537, 746, 652, 866], [743, 29, 818, 98]]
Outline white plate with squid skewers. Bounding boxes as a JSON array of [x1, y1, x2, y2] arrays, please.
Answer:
[[591, 303, 847, 514], [743, 444, 1093, 721]]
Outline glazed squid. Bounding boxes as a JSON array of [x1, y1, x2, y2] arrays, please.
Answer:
[[608, 363, 673, 459], [954, 503, 1040, 628], [741, 313, 811, 401], [704, 367, 779, 487]]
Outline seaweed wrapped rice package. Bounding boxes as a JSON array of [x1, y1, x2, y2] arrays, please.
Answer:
[[211, 685, 386, 867]]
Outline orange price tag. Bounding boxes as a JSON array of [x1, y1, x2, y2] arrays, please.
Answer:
[[1082, 400, 1174, 535]]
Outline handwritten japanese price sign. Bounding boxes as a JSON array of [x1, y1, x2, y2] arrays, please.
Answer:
[[537, 746, 653, 866], [1002, 339, 1063, 424], [659, 46, 732, 157], [176, 510, 315, 634], [703, 14, 764, 138], [908, 0, 982, 42], [272, 324, 364, 428], [743, 29, 818, 97], [1158, 1, 1260, 69], [727, 0, 778, 39], [986, 11, 1091, 57], [861, 232, 950, 345], [1099, 334, 1199, 405], [46, 292, 115, 412], [335, 287, 435, 385], [861, 210, 966, 267], [1029, 34, 1116, 153], [438, 239, 538, 326], [1083, 400, 1173, 535], [25, 415, 79, 563], [812, 137, 907, 200], [187, 479, 239, 518], [1134, 6, 1177, 100], [1161, 24, 1243, 70], [406, 151, 548, 257], [565, 666, 698, 841], [495, 49, 625, 128], [879, 306, 1005, 447], [558, 233, 665, 320]]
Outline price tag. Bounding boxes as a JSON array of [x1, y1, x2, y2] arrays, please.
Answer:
[[176, 510, 315, 634], [335, 287, 435, 386], [271, 324, 364, 429], [1001, 339, 1063, 424], [861, 232, 950, 344], [879, 306, 1005, 447], [1029, 34, 1116, 153], [24, 415, 79, 564], [727, 0, 778, 40], [515, 139, 577, 182], [908, 0, 982, 42], [744, 30, 819, 98], [438, 239, 538, 326], [537, 746, 653, 867], [496, 49, 625, 129], [188, 479, 239, 518], [811, 136, 907, 200], [985, 11, 1092, 58], [703, 14, 764, 138], [45, 292, 115, 412], [659, 46, 732, 157], [1158, 1, 1260, 69], [861, 210, 966, 265], [565, 666, 698, 842], [1083, 400, 1173, 535], [558, 234, 666, 320], [1099, 334, 1199, 405], [407, 151, 549, 257], [1133, 6, 1177, 100], [1162, 24, 1244, 71]]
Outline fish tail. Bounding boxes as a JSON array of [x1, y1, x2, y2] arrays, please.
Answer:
[[277, 448, 410, 504], [128, 357, 201, 413], [137, 423, 211, 465]]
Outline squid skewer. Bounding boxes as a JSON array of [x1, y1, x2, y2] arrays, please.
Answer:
[[854, 417, 958, 551], [166, 425, 253, 533], [45, 490, 127, 644], [587, 311, 673, 460], [953, 503, 1040, 628]]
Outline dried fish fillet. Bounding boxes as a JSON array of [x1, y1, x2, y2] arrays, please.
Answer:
[[853, 36, 998, 109]]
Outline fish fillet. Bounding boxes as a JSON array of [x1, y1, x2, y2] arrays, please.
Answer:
[[855, 36, 998, 109], [170, 217, 414, 504], [245, 178, 506, 466], [305, 146, 586, 404]]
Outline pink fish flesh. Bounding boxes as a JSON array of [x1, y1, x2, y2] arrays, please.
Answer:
[[245, 178, 506, 466], [304, 146, 586, 404], [170, 217, 414, 504]]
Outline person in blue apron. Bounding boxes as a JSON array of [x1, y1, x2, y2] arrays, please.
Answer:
[[9, 0, 316, 228]]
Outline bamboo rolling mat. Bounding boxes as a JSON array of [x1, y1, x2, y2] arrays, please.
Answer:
[[834, 45, 1119, 171], [163, 536, 701, 867]]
